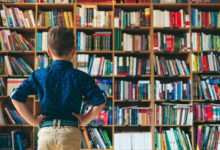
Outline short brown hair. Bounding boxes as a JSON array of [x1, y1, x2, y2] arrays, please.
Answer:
[[47, 27, 74, 57]]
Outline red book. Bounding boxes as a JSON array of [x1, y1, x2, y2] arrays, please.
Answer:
[[176, 12, 181, 27], [205, 103, 213, 121], [203, 55, 209, 71], [202, 12, 205, 27], [103, 111, 109, 125], [213, 85, 220, 100], [156, 106, 159, 124], [129, 82, 132, 100], [166, 35, 172, 51], [138, 59, 142, 75], [195, 104, 199, 121], [206, 12, 210, 28], [153, 33, 159, 51], [171, 35, 175, 51], [170, 11, 175, 28], [174, 12, 178, 27]]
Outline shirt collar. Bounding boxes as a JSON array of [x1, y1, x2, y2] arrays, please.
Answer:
[[52, 60, 73, 68]]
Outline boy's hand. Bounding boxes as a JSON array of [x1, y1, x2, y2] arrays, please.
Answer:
[[72, 112, 88, 126], [33, 114, 46, 126]]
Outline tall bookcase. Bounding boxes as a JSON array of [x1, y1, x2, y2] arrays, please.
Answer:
[[0, 1, 220, 150]]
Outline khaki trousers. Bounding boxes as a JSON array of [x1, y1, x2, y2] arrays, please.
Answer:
[[37, 125, 81, 150]]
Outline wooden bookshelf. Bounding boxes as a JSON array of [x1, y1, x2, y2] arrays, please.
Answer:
[[0, 0, 220, 150]]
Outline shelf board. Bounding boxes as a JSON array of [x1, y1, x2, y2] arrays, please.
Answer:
[[0, 27, 35, 31], [154, 51, 190, 54], [154, 100, 191, 102], [37, 27, 74, 30], [114, 75, 151, 78], [154, 75, 190, 78], [153, 27, 189, 31], [77, 2, 113, 5], [91, 75, 113, 78], [0, 75, 31, 78], [37, 3, 74, 6], [76, 51, 113, 54], [192, 50, 220, 53], [155, 125, 192, 127], [114, 51, 150, 54], [192, 71, 220, 74], [77, 27, 112, 30], [114, 125, 151, 127], [153, 3, 188, 6], [191, 27, 220, 30], [114, 100, 151, 102], [0, 124, 32, 127], [194, 99, 220, 102], [114, 3, 150, 6], [0, 95, 35, 99], [114, 27, 150, 30], [0, 51, 35, 54]]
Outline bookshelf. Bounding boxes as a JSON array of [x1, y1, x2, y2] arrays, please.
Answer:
[[0, 0, 220, 149]]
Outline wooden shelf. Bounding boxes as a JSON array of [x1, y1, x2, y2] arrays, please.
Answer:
[[154, 51, 190, 54], [114, 75, 151, 78], [114, 51, 150, 54], [0, 51, 35, 54], [76, 51, 113, 54], [154, 75, 190, 78], [155, 125, 192, 127], [114, 100, 151, 102]]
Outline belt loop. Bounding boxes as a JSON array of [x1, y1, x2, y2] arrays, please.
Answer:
[[53, 119, 57, 128], [57, 119, 61, 129]]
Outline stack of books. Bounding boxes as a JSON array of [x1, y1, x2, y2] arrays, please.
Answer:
[[191, 8, 220, 28], [7, 78, 24, 96], [192, 32, 220, 51], [4, 56, 33, 76], [155, 127, 192, 150], [114, 8, 150, 27], [114, 132, 152, 150], [0, 30, 34, 51], [38, 10, 73, 27], [114, 56, 151, 76], [76, 6, 112, 27], [153, 9, 189, 27], [114, 80, 151, 101], [114, 106, 151, 126], [192, 53, 220, 72], [153, 32, 190, 51], [194, 103, 220, 121], [36, 32, 48, 51], [77, 31, 112, 51], [81, 127, 112, 149], [77, 54, 113, 76], [36, 54, 53, 69], [154, 80, 191, 100], [0, 5, 35, 27], [154, 56, 190, 76], [95, 79, 112, 97], [155, 103, 192, 125]]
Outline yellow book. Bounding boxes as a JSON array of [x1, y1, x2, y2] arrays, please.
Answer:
[[163, 133, 167, 150], [193, 54, 197, 72], [68, 12, 73, 27], [196, 125, 202, 150], [217, 35, 220, 51], [63, 12, 69, 27]]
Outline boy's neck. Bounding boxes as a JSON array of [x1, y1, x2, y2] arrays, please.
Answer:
[[52, 56, 72, 62]]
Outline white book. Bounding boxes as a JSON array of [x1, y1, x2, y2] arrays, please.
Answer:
[[114, 56, 117, 75], [180, 9, 184, 27], [4, 56, 13, 75], [29, 10, 35, 27], [164, 10, 170, 27]]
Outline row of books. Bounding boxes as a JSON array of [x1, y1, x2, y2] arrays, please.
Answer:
[[114, 80, 151, 101], [81, 103, 112, 125], [191, 8, 220, 28], [155, 127, 192, 150], [154, 56, 190, 76], [192, 32, 220, 51], [153, 32, 190, 52], [76, 6, 112, 27], [38, 10, 73, 27], [196, 125, 220, 150], [36, 54, 53, 69], [194, 76, 220, 101], [77, 31, 112, 51], [194, 103, 220, 122], [4, 56, 33, 76], [155, 103, 192, 125], [154, 80, 191, 100], [114, 132, 152, 150], [153, 9, 189, 27], [0, 103, 27, 125], [114, 106, 151, 125], [116, 0, 150, 3], [115, 31, 150, 51], [192, 53, 220, 72], [114, 56, 151, 75], [0, 5, 35, 28], [81, 127, 112, 149], [0, 130, 29, 150], [0, 30, 34, 51], [36, 32, 48, 51], [0, 78, 6, 96], [95, 79, 112, 97], [77, 54, 113, 76], [114, 8, 150, 28]]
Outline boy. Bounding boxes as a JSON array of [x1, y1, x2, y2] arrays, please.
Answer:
[[10, 27, 106, 150]]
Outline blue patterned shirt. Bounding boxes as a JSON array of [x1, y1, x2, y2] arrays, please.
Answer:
[[10, 60, 106, 121]]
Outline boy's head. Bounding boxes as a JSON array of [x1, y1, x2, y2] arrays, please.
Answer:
[[47, 27, 75, 59]]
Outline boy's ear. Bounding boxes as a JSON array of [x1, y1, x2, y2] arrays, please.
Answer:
[[47, 48, 53, 57]]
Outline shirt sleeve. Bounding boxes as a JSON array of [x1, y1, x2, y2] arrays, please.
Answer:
[[84, 75, 106, 106], [10, 73, 37, 103]]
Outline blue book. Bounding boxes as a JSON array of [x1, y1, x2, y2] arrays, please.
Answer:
[[77, 32, 81, 51], [208, 78, 220, 85], [48, 0, 54, 3], [108, 103, 112, 125], [88, 56, 94, 74], [70, 0, 74, 2], [25, 0, 37, 2], [9, 110, 23, 124], [36, 33, 42, 51], [15, 134, 24, 150]]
